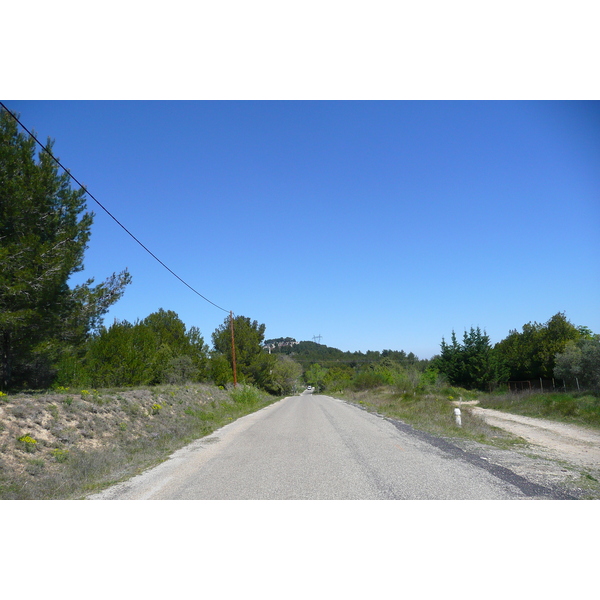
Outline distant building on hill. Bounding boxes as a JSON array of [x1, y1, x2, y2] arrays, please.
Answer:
[[263, 337, 299, 353]]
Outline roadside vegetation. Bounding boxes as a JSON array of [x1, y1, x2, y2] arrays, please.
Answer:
[[335, 385, 600, 443], [477, 391, 600, 428], [334, 385, 523, 447], [0, 383, 278, 499]]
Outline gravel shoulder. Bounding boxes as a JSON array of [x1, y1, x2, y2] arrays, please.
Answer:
[[453, 403, 600, 499], [469, 406, 600, 471]]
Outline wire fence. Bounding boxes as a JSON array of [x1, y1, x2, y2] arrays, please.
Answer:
[[503, 378, 589, 393]]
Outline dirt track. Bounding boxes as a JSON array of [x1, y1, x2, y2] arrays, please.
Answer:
[[469, 406, 600, 472]]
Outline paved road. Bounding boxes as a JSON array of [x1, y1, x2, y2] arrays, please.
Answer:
[[89, 392, 544, 500]]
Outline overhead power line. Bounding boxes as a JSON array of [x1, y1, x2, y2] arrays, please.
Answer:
[[0, 102, 230, 314]]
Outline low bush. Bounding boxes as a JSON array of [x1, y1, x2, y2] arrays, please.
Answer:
[[352, 371, 387, 391], [229, 385, 262, 405]]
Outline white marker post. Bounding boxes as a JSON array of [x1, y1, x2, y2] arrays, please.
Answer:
[[454, 407, 462, 427]]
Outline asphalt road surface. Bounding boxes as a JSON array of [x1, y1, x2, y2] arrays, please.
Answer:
[[89, 391, 555, 500]]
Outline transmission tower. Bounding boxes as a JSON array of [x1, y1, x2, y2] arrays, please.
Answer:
[[313, 334, 322, 344]]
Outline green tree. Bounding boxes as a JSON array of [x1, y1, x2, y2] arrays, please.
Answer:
[[304, 363, 328, 391], [269, 354, 303, 395], [494, 312, 582, 381], [143, 309, 189, 355], [142, 309, 208, 383], [0, 109, 130, 389], [537, 312, 582, 378], [187, 326, 210, 381], [554, 336, 600, 390], [492, 327, 533, 381], [461, 327, 497, 389], [434, 327, 498, 390], [210, 354, 233, 387], [322, 364, 354, 391], [211, 315, 275, 388], [65, 309, 209, 388], [79, 319, 154, 387], [579, 337, 600, 390], [436, 331, 462, 385]]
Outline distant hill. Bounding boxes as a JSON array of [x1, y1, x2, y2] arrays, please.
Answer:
[[264, 339, 427, 370]]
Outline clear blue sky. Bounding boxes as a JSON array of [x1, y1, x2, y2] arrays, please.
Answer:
[[7, 101, 600, 358]]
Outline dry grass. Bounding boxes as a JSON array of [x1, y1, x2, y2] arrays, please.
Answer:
[[0, 384, 278, 499], [477, 390, 600, 427], [335, 387, 525, 447]]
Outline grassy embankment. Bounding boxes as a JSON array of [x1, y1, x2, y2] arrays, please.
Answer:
[[0, 384, 279, 500]]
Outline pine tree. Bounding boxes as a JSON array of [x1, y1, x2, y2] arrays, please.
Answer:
[[0, 108, 130, 389], [436, 328, 498, 390]]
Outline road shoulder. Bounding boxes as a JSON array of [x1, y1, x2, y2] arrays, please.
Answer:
[[456, 405, 600, 499]]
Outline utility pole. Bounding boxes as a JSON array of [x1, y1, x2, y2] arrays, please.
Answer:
[[230, 311, 237, 387]]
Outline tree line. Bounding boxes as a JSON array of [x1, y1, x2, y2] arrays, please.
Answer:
[[432, 313, 599, 391], [51, 311, 302, 395], [293, 313, 599, 395]]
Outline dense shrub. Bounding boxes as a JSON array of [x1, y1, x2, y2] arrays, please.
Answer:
[[352, 371, 387, 391]]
